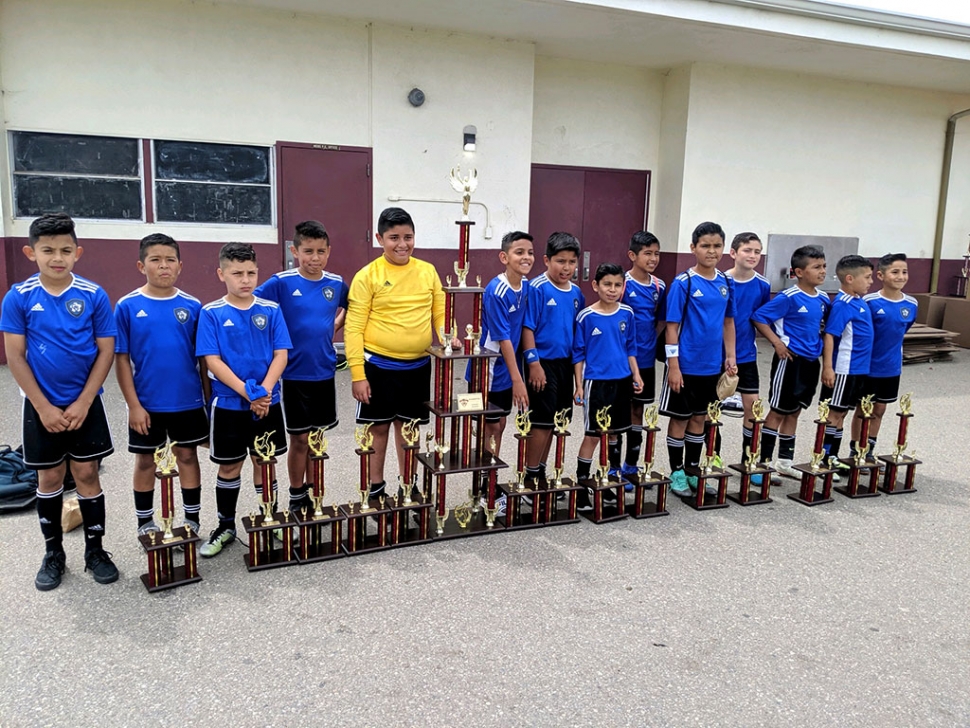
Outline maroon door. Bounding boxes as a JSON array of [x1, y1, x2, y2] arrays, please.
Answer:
[[529, 164, 649, 281], [276, 142, 373, 283]]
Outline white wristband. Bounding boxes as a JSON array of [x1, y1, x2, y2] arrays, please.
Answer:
[[665, 345, 679, 358]]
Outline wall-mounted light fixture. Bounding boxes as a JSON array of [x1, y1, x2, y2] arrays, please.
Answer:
[[463, 125, 477, 152]]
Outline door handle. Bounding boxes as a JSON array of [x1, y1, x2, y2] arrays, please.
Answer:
[[582, 251, 590, 281]]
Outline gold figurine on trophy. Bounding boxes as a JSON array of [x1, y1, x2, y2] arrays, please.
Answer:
[[817, 398, 831, 424], [595, 406, 612, 432], [354, 423, 374, 451], [644, 403, 661, 430], [449, 165, 478, 220], [401, 418, 420, 448], [454, 500, 472, 529], [706, 401, 722, 426], [751, 398, 766, 423], [514, 409, 533, 438], [154, 440, 177, 475], [553, 408, 570, 434], [308, 427, 328, 457], [253, 431, 276, 462], [899, 392, 913, 416]]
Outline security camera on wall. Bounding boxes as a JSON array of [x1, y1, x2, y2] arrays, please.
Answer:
[[408, 88, 425, 107]]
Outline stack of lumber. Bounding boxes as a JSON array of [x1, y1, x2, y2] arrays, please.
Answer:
[[903, 323, 960, 364]]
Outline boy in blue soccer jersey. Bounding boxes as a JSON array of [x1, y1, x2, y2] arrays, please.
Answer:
[[851, 253, 917, 459], [572, 263, 642, 510], [659, 222, 738, 497], [116, 234, 207, 538], [619, 231, 665, 480], [254, 221, 348, 513], [476, 231, 534, 456], [820, 255, 874, 469], [724, 232, 771, 478], [521, 232, 585, 483], [195, 243, 292, 558], [0, 213, 118, 590], [752, 246, 829, 478]]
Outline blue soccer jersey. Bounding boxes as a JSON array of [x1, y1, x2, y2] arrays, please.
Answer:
[[195, 297, 292, 410], [622, 272, 666, 368], [665, 270, 736, 376], [825, 292, 874, 376], [523, 273, 585, 360], [864, 292, 917, 378], [0, 273, 115, 407], [473, 273, 528, 392], [727, 273, 771, 365], [573, 305, 637, 380], [115, 289, 204, 412], [752, 286, 829, 360], [254, 269, 348, 381]]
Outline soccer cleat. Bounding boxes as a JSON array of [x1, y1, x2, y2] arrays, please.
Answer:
[[774, 459, 801, 479], [711, 455, 724, 469], [576, 487, 594, 512], [749, 473, 764, 486], [601, 488, 618, 506], [137, 521, 160, 537], [181, 519, 200, 537], [669, 469, 692, 497], [620, 463, 639, 491], [35, 551, 67, 591], [368, 483, 386, 500], [686, 473, 699, 491], [84, 548, 119, 584], [200, 526, 236, 557]]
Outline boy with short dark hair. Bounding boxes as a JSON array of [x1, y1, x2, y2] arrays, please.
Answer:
[[115, 233, 207, 538], [195, 243, 291, 557], [852, 253, 917, 457], [345, 208, 447, 498], [572, 263, 643, 510], [752, 246, 829, 478], [255, 221, 348, 512], [619, 231, 665, 479], [820, 254, 874, 468], [1, 213, 118, 590], [724, 232, 771, 478], [521, 232, 585, 484], [660, 222, 737, 497]]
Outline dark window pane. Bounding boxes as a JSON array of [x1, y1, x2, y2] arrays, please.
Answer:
[[155, 181, 271, 224], [15, 176, 142, 220], [13, 132, 139, 176], [154, 141, 270, 184]]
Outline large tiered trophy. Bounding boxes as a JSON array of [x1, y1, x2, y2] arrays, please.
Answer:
[[341, 424, 393, 554], [683, 402, 731, 510], [835, 395, 881, 499], [626, 405, 671, 518], [417, 167, 508, 538], [293, 428, 345, 563], [385, 418, 432, 547], [878, 393, 920, 494], [728, 399, 774, 506], [242, 432, 297, 570], [137, 441, 202, 592], [579, 407, 628, 524], [789, 399, 837, 506]]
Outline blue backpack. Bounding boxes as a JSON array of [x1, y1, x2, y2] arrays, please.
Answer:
[[0, 445, 38, 511]]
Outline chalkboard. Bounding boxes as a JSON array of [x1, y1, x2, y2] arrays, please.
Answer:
[[155, 181, 271, 224], [13, 132, 139, 177], [154, 141, 270, 184], [15, 176, 142, 220]]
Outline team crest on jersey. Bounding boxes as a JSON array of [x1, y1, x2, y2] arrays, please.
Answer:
[[323, 287, 335, 301], [65, 299, 84, 317], [719, 285, 728, 298], [252, 313, 268, 330], [573, 299, 580, 310], [901, 307, 911, 319], [619, 321, 627, 332], [652, 289, 659, 301], [174, 307, 190, 324]]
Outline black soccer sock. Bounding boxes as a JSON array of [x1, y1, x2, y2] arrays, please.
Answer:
[[526, 465, 542, 486], [848, 440, 858, 458], [133, 489, 155, 528], [625, 426, 643, 466], [288, 484, 310, 510], [576, 457, 593, 481], [667, 435, 685, 471], [215, 476, 242, 528], [823, 427, 843, 459], [608, 437, 622, 470], [684, 430, 705, 469], [369, 480, 386, 498], [778, 434, 796, 462], [741, 427, 753, 463], [868, 436, 877, 452], [37, 487, 64, 553], [538, 462, 548, 479], [182, 486, 201, 525], [760, 428, 779, 462], [823, 426, 838, 458], [77, 491, 106, 553]]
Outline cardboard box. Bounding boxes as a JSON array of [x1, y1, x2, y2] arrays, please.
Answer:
[[911, 293, 948, 328], [941, 298, 970, 348]]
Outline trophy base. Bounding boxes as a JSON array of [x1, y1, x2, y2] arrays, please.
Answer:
[[625, 471, 672, 519], [683, 466, 731, 510], [433, 507, 509, 540], [833, 459, 881, 499], [788, 463, 836, 506], [340, 500, 395, 555], [386, 499, 434, 548], [538, 477, 584, 526], [499, 483, 545, 531], [242, 513, 299, 571], [727, 464, 775, 506], [137, 526, 203, 592], [293, 506, 346, 563], [578, 476, 628, 524], [877, 455, 921, 495]]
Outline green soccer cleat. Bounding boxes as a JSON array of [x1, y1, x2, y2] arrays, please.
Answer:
[[200, 526, 236, 557], [669, 469, 692, 497]]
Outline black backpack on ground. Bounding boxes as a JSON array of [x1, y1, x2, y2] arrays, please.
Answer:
[[0, 445, 39, 511]]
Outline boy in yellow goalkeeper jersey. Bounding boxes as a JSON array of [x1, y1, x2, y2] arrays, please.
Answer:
[[346, 207, 446, 498]]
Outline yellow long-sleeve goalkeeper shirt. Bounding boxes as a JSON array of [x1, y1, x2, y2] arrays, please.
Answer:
[[345, 255, 445, 381]]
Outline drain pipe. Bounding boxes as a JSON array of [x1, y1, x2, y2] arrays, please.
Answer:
[[930, 107, 970, 294]]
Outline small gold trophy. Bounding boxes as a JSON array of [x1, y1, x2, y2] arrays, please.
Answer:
[[253, 432, 278, 525], [436, 512, 448, 536], [307, 428, 328, 517], [354, 424, 375, 512], [153, 441, 178, 542], [434, 438, 450, 470], [596, 406, 611, 485], [454, 501, 472, 529], [425, 430, 435, 456], [488, 435, 497, 465], [855, 394, 875, 466]]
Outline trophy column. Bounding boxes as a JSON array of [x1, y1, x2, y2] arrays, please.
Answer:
[[626, 406, 672, 519], [341, 425, 393, 555], [138, 442, 202, 592], [835, 396, 881, 499], [879, 395, 920, 494], [541, 410, 583, 525], [579, 407, 628, 524], [293, 428, 345, 563], [790, 400, 837, 506], [728, 399, 774, 506], [386, 420, 433, 548], [500, 413, 544, 530], [243, 433, 298, 571], [683, 403, 731, 511]]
